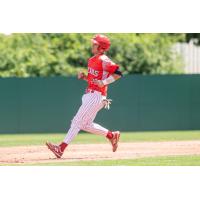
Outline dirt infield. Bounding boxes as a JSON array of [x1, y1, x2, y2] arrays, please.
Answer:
[[0, 140, 200, 165]]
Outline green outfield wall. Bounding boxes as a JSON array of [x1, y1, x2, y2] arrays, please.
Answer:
[[0, 75, 200, 133]]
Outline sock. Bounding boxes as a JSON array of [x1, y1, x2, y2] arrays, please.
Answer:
[[59, 142, 68, 152], [106, 131, 113, 139]]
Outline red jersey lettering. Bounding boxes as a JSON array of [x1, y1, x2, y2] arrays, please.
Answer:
[[86, 54, 119, 96]]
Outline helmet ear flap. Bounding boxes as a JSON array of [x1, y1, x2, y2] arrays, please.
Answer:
[[97, 45, 105, 53]]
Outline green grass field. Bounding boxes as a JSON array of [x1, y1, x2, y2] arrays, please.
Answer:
[[1, 130, 200, 147], [0, 130, 200, 166], [2, 155, 200, 166], [22, 155, 200, 166]]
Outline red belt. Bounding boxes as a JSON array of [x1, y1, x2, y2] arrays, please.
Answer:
[[86, 89, 103, 95]]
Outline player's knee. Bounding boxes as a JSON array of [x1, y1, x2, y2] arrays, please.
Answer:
[[84, 122, 93, 130], [71, 118, 86, 129]]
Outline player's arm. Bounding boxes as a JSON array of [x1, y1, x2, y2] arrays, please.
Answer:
[[77, 72, 87, 81], [103, 69, 122, 84], [110, 69, 123, 81], [93, 69, 123, 87]]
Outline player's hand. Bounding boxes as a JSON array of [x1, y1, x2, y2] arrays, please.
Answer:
[[77, 72, 86, 80], [92, 79, 104, 88]]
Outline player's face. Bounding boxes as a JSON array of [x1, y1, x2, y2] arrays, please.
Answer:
[[91, 43, 100, 55]]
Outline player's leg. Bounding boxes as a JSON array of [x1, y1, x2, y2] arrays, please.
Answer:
[[83, 122, 120, 152], [46, 93, 101, 158], [46, 105, 85, 158], [82, 99, 120, 152], [82, 98, 112, 137], [81, 98, 107, 135], [63, 93, 102, 143], [83, 122, 108, 136]]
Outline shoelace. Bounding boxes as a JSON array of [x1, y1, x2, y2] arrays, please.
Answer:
[[52, 145, 60, 153]]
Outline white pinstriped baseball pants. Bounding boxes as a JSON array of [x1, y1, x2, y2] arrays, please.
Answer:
[[64, 91, 109, 144]]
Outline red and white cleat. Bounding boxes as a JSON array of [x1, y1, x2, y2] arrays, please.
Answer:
[[109, 131, 120, 152], [46, 142, 63, 158]]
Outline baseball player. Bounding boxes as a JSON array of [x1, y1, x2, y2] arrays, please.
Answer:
[[46, 34, 123, 158]]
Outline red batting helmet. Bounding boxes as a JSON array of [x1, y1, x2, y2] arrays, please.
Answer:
[[92, 34, 111, 51]]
